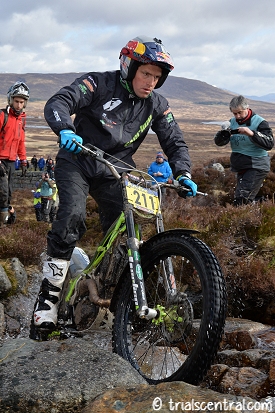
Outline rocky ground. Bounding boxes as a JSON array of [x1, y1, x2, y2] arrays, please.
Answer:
[[0, 259, 275, 412]]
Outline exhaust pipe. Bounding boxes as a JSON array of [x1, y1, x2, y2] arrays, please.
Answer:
[[86, 277, 111, 308]]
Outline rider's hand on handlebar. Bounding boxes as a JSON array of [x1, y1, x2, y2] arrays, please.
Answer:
[[177, 176, 197, 198], [59, 130, 83, 154]]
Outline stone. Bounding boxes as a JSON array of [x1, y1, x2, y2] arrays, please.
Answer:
[[0, 337, 147, 413], [217, 366, 270, 399], [5, 314, 21, 337], [0, 302, 5, 340], [0, 265, 12, 295], [10, 258, 28, 293], [270, 359, 275, 382], [82, 381, 273, 413], [225, 329, 256, 350]]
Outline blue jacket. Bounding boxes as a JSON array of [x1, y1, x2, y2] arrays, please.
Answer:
[[38, 157, 45, 169], [148, 159, 172, 183]]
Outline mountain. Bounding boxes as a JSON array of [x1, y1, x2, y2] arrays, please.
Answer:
[[245, 93, 275, 103], [158, 77, 235, 103], [0, 73, 85, 101]]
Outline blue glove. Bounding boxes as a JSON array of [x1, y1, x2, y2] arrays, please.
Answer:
[[177, 176, 197, 198], [59, 130, 83, 154]]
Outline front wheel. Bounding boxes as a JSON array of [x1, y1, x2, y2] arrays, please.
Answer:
[[112, 232, 227, 385]]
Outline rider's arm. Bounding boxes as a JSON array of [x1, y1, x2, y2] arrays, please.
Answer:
[[44, 73, 98, 136], [150, 98, 192, 180]]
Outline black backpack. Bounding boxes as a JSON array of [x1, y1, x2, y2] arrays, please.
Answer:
[[0, 108, 25, 135], [0, 108, 8, 134]]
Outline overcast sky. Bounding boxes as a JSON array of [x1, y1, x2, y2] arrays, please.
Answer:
[[1, 0, 275, 97]]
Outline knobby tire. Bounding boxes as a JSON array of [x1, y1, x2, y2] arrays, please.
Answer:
[[112, 233, 227, 385]]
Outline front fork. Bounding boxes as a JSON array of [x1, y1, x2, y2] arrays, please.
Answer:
[[125, 207, 178, 320], [156, 213, 178, 298], [126, 235, 157, 320], [124, 206, 157, 320]]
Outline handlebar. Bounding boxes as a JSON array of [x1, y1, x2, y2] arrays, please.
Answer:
[[73, 140, 121, 180], [162, 180, 208, 196], [72, 139, 208, 197]]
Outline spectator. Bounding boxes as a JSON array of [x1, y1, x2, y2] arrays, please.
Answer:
[[31, 155, 38, 171], [214, 95, 274, 205], [148, 151, 173, 195], [0, 81, 29, 227], [148, 151, 173, 183], [46, 158, 55, 179], [36, 172, 56, 222], [33, 187, 42, 221], [21, 159, 28, 177], [38, 156, 45, 171], [49, 181, 58, 222]]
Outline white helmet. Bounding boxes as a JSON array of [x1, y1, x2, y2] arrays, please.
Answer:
[[7, 82, 30, 108]]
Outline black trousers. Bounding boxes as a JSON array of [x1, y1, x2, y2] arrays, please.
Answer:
[[0, 160, 15, 210], [47, 158, 123, 260], [234, 168, 268, 205], [41, 198, 53, 222]]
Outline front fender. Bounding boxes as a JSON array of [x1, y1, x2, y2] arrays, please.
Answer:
[[109, 228, 199, 312], [144, 228, 200, 245]]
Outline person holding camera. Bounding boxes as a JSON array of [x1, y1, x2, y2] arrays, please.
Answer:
[[36, 172, 56, 222], [214, 95, 274, 205]]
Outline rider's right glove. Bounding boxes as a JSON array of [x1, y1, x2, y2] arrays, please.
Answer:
[[177, 175, 197, 198], [59, 129, 83, 154]]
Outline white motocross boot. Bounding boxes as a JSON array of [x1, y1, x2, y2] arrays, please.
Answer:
[[33, 258, 70, 330]]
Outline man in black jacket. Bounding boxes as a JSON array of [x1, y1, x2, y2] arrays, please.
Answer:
[[31, 35, 197, 335], [214, 95, 274, 206]]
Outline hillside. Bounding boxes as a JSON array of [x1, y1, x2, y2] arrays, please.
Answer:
[[159, 76, 235, 103], [246, 93, 275, 103]]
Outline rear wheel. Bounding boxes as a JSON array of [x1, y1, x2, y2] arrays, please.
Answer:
[[112, 233, 227, 384]]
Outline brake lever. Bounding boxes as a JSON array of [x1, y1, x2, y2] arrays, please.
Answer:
[[72, 139, 103, 159], [167, 180, 208, 196]]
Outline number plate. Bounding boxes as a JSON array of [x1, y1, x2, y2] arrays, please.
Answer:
[[125, 181, 160, 214]]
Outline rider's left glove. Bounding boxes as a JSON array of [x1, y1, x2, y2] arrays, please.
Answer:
[[177, 175, 197, 198], [59, 129, 83, 154]]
